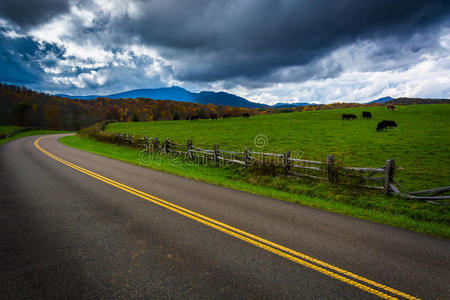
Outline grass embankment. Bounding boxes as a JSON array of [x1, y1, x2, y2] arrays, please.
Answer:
[[0, 125, 22, 136], [61, 105, 450, 238], [0, 126, 71, 146], [106, 104, 450, 191]]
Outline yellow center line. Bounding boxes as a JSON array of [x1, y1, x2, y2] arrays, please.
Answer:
[[34, 136, 420, 300]]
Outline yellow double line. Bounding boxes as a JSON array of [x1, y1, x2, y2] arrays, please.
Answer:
[[35, 136, 419, 300]]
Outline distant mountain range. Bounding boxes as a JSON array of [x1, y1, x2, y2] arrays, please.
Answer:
[[57, 87, 447, 108], [57, 86, 268, 108], [272, 102, 316, 108]]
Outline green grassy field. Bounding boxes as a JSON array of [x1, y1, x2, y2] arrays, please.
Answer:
[[106, 104, 450, 191]]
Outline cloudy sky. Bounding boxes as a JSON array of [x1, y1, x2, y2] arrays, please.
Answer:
[[0, 0, 449, 104]]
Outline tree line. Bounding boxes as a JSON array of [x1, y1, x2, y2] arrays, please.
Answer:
[[2, 83, 445, 131]]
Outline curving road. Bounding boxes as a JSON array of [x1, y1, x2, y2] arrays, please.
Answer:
[[0, 134, 449, 299]]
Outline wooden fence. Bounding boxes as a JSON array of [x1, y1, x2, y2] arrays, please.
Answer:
[[115, 133, 396, 194], [83, 130, 448, 203]]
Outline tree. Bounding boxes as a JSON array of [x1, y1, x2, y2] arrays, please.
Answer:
[[132, 113, 139, 122], [13, 101, 31, 126]]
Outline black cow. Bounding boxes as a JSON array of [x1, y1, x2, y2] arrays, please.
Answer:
[[362, 111, 372, 119], [387, 105, 396, 110], [243, 113, 250, 118], [210, 114, 218, 120], [190, 115, 199, 121], [222, 114, 231, 118], [342, 114, 357, 120], [376, 120, 397, 132]]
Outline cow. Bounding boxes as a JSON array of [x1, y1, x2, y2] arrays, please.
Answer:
[[190, 115, 199, 121], [376, 120, 397, 132], [362, 111, 372, 119], [342, 114, 357, 120], [222, 114, 231, 118], [243, 113, 250, 118], [210, 113, 218, 120], [387, 105, 396, 110]]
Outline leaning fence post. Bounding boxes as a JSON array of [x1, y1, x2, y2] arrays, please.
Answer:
[[327, 154, 335, 182], [384, 159, 395, 194]]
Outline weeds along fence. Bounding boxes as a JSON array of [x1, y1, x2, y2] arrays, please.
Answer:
[[79, 122, 450, 203]]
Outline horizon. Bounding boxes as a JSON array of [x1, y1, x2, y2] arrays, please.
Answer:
[[0, 1, 449, 105]]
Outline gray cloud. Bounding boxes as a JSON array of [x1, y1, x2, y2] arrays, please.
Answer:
[[0, 0, 70, 27], [0, 0, 449, 101], [118, 0, 449, 82]]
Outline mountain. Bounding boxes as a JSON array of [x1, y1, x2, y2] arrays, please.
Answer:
[[194, 91, 269, 108], [273, 102, 315, 108], [57, 86, 266, 108], [367, 96, 394, 104]]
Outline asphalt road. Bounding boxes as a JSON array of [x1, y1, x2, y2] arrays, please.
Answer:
[[0, 134, 448, 299]]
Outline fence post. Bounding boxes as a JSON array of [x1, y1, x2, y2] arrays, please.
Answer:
[[327, 154, 335, 182], [214, 144, 220, 164], [283, 151, 291, 174], [384, 159, 395, 194], [164, 139, 170, 154], [144, 136, 150, 154], [186, 139, 193, 160], [244, 147, 249, 166]]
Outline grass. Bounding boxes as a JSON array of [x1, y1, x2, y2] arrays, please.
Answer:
[[0, 128, 72, 147], [60, 134, 449, 238], [106, 104, 450, 191], [0, 125, 22, 136]]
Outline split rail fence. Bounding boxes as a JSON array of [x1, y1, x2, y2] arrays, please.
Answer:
[[92, 130, 449, 203]]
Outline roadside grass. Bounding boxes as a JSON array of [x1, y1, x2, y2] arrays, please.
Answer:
[[0, 129, 72, 147], [106, 104, 450, 192], [0, 125, 22, 136], [60, 134, 450, 238]]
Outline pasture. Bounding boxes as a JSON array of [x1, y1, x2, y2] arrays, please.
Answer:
[[106, 104, 450, 191]]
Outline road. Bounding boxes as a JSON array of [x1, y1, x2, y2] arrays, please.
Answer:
[[0, 134, 448, 299]]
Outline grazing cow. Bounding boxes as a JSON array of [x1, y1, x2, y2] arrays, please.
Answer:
[[243, 113, 250, 118], [362, 111, 372, 119], [342, 114, 357, 120], [210, 113, 218, 120], [190, 115, 199, 121], [387, 105, 396, 110], [376, 120, 397, 132], [222, 114, 230, 118], [185, 116, 190, 120]]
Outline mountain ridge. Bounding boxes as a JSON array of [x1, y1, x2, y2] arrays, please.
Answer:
[[57, 86, 267, 108]]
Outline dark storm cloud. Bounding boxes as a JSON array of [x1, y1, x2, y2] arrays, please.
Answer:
[[0, 0, 71, 27], [119, 0, 450, 82]]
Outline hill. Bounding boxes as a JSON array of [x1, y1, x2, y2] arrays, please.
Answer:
[[57, 86, 266, 108]]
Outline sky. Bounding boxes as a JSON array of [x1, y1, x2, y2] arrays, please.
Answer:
[[0, 0, 449, 105]]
